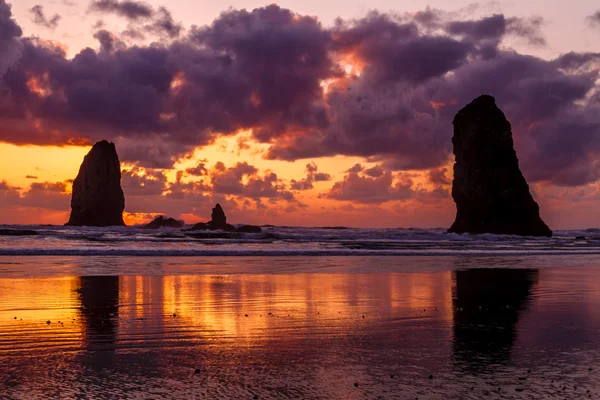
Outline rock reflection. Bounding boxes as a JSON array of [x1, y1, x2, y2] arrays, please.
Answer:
[[452, 268, 538, 372]]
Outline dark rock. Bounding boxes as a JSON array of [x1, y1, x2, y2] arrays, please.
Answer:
[[448, 95, 552, 237], [143, 216, 184, 229], [209, 203, 227, 229], [0, 229, 37, 236], [224, 223, 237, 232], [66, 140, 125, 227], [237, 225, 263, 233], [188, 222, 210, 231], [575, 236, 586, 241]]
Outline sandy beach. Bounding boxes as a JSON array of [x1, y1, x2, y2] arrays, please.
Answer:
[[1, 256, 599, 399]]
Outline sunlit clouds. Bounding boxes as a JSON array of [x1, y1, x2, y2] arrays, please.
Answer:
[[0, 1, 600, 227]]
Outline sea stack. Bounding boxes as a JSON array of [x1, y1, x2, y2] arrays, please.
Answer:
[[448, 95, 552, 237], [210, 204, 227, 230], [66, 140, 125, 227]]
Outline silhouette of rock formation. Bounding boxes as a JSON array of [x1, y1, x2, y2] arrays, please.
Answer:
[[237, 225, 263, 233], [67, 141, 125, 227], [143, 216, 184, 229], [210, 204, 228, 230], [0, 229, 37, 236], [187, 204, 262, 233], [449, 95, 552, 237]]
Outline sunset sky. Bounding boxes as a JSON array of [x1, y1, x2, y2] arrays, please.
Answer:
[[0, 0, 599, 228]]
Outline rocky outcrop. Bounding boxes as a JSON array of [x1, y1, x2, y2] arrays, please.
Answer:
[[66, 140, 125, 227], [448, 95, 552, 237], [143, 216, 184, 229], [237, 225, 263, 233], [0, 229, 38, 236], [209, 204, 228, 230], [186, 204, 262, 233]]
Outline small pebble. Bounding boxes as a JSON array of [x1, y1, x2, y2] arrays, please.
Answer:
[[515, 388, 524, 392], [428, 375, 433, 380], [172, 313, 177, 318], [390, 375, 394, 378], [194, 369, 200, 374], [14, 317, 17, 320], [354, 383, 359, 388], [245, 314, 249, 317], [46, 320, 51, 325], [362, 315, 365, 318]]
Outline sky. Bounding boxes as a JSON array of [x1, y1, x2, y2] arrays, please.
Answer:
[[0, 0, 599, 228]]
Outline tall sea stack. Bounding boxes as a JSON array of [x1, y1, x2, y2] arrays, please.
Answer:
[[448, 95, 552, 237], [67, 140, 125, 227]]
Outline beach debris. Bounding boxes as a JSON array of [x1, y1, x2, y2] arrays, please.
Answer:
[[448, 95, 552, 237], [354, 383, 359, 387], [46, 320, 51, 325], [195, 368, 200, 374], [66, 140, 125, 227]]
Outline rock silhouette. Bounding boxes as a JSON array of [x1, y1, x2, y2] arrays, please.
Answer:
[[210, 204, 228, 230], [187, 204, 262, 233], [448, 95, 552, 237], [0, 229, 38, 236], [143, 216, 184, 229], [66, 140, 125, 227]]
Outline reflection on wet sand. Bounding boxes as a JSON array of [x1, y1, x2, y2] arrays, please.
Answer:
[[452, 269, 539, 372], [1, 266, 599, 399]]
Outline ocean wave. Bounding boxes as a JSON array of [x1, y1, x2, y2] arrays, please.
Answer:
[[1, 224, 600, 257]]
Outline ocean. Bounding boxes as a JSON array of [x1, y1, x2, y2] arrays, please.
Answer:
[[1, 226, 600, 399]]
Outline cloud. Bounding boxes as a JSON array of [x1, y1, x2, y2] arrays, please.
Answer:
[[290, 162, 332, 190], [121, 167, 168, 196], [326, 170, 420, 204], [0, 180, 70, 211], [586, 11, 600, 28], [89, 0, 182, 39], [0, 0, 23, 80], [210, 161, 297, 202], [0, 3, 599, 189], [29, 5, 61, 29], [446, 14, 545, 46], [88, 0, 153, 21]]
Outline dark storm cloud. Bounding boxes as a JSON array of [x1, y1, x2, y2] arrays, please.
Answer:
[[29, 5, 61, 29], [88, 0, 153, 21], [0, 3, 600, 187]]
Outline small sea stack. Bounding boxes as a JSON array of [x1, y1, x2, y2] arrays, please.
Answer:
[[143, 216, 184, 229], [448, 95, 552, 237], [187, 204, 262, 233], [209, 204, 228, 230], [66, 140, 125, 227]]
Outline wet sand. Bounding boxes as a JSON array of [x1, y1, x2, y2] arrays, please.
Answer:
[[1, 256, 600, 399]]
